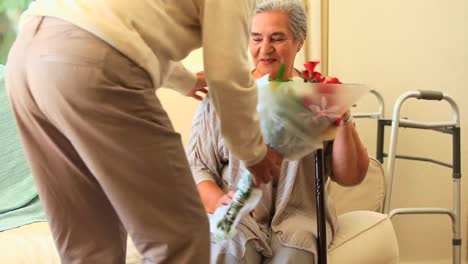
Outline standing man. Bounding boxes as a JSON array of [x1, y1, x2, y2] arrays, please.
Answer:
[[5, 1, 281, 263]]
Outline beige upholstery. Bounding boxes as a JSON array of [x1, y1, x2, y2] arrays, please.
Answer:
[[327, 157, 399, 263], [328, 211, 399, 264], [0, 222, 141, 264], [0, 213, 399, 264], [327, 157, 386, 214]]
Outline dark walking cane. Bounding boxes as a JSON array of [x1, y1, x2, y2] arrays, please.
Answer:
[[315, 148, 327, 264]]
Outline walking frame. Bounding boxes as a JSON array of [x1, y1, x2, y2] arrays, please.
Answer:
[[376, 90, 462, 264], [316, 89, 462, 264]]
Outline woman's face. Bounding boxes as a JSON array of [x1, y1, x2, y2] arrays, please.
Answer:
[[250, 11, 303, 79]]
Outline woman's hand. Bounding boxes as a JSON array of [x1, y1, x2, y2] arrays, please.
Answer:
[[334, 110, 352, 127], [186, 71, 208, 101], [214, 191, 236, 209], [197, 181, 237, 214], [321, 110, 351, 141]]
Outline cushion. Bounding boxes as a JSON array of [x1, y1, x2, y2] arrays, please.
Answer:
[[328, 211, 399, 264], [0, 222, 141, 264], [327, 157, 386, 215]]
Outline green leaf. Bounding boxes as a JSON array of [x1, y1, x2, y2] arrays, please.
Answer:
[[271, 63, 292, 82], [276, 63, 285, 81]]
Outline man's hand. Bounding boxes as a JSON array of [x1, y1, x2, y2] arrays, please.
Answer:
[[247, 146, 282, 187], [186, 71, 208, 101]]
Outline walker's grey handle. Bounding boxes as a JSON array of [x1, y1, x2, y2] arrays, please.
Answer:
[[417, 90, 444, 101]]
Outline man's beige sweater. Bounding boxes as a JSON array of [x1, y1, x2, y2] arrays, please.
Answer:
[[20, 0, 266, 166]]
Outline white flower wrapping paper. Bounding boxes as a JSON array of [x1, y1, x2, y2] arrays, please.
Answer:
[[211, 75, 369, 240], [257, 75, 369, 160]]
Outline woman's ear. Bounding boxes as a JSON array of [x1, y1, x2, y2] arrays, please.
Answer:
[[297, 42, 304, 52], [297, 37, 305, 52]]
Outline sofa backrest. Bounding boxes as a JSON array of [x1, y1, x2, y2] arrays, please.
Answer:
[[327, 157, 386, 215]]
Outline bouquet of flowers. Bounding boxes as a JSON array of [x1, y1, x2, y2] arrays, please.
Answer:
[[257, 62, 368, 159], [211, 62, 368, 241]]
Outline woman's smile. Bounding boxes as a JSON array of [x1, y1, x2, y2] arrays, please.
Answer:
[[259, 58, 277, 65]]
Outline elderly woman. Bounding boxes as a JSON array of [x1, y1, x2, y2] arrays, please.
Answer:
[[187, 0, 369, 263]]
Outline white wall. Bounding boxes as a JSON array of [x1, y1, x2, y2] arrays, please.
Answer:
[[327, 0, 468, 263]]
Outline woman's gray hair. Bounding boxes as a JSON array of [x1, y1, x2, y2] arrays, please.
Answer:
[[254, 0, 307, 41]]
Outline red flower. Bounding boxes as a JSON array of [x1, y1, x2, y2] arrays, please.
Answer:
[[311, 72, 324, 83], [304, 61, 320, 73], [302, 61, 342, 84], [323, 76, 342, 84]]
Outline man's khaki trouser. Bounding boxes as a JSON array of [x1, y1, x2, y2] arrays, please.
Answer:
[[6, 17, 209, 264]]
